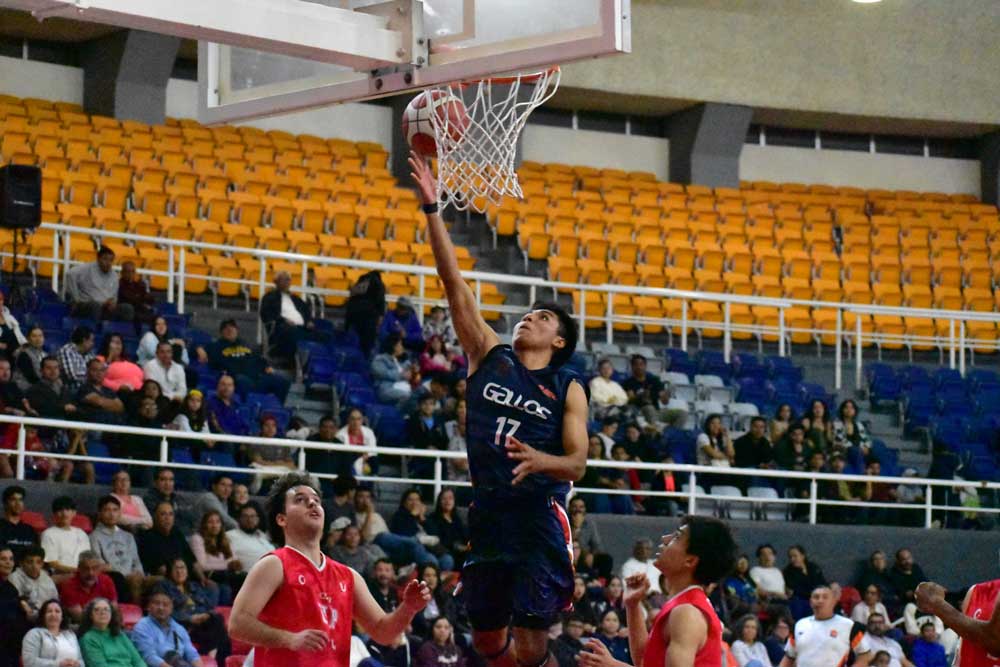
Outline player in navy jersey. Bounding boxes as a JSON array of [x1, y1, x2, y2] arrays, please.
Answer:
[[411, 152, 590, 667]]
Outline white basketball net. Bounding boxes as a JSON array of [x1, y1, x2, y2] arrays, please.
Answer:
[[429, 67, 561, 212]]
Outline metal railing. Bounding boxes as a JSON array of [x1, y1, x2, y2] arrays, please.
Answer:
[[12, 221, 1000, 392], [6, 414, 999, 529]]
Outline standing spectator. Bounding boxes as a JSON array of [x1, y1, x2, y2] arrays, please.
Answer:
[[910, 622, 947, 667], [379, 297, 424, 353], [0, 290, 25, 364], [14, 326, 46, 389], [0, 485, 37, 559], [78, 597, 145, 667], [89, 495, 145, 604], [750, 544, 788, 603], [206, 374, 249, 437], [802, 400, 833, 453], [8, 546, 58, 622], [58, 326, 96, 392], [199, 319, 290, 402], [110, 470, 153, 531], [422, 306, 457, 346], [588, 358, 629, 419], [334, 408, 378, 477], [770, 404, 793, 444], [0, 546, 28, 667], [327, 523, 386, 576], [779, 586, 871, 667], [621, 354, 664, 425], [554, 614, 587, 667], [40, 496, 91, 578], [58, 551, 118, 624], [864, 613, 913, 667], [345, 269, 386, 358], [731, 613, 774, 667], [137, 316, 189, 367], [833, 399, 872, 463], [889, 549, 926, 605], [116, 261, 155, 329], [425, 488, 469, 570], [260, 270, 323, 362], [372, 333, 417, 406], [783, 546, 828, 617], [697, 413, 735, 467], [136, 502, 201, 578], [130, 589, 205, 667], [620, 539, 662, 594], [225, 502, 273, 570], [142, 341, 186, 401], [66, 246, 134, 321], [192, 474, 238, 532], [154, 559, 230, 662], [593, 609, 630, 663], [21, 599, 85, 667], [188, 510, 242, 601], [852, 584, 890, 625], [99, 334, 144, 392]]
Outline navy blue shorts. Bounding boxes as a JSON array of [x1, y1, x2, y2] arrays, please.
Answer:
[[461, 496, 574, 631]]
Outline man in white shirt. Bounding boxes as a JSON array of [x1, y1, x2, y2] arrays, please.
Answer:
[[588, 359, 628, 419], [619, 538, 662, 594], [39, 496, 90, 578], [864, 613, 913, 667], [781, 586, 873, 667], [142, 341, 187, 401], [225, 502, 274, 571], [260, 270, 325, 361], [750, 543, 788, 601], [8, 545, 58, 622]]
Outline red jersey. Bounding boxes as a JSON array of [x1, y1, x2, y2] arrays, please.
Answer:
[[255, 547, 355, 667], [643, 586, 722, 667], [959, 579, 1000, 667]]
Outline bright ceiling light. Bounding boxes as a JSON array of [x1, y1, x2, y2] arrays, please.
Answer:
[[852, 0, 882, 3]]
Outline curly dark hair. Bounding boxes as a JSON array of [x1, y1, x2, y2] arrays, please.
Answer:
[[265, 471, 322, 547], [79, 597, 121, 636], [681, 515, 738, 586]]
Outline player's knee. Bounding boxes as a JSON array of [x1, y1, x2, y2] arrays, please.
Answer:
[[472, 631, 509, 659]]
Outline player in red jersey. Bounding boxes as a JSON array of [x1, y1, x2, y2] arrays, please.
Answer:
[[578, 516, 736, 667], [229, 472, 432, 667], [916, 577, 1000, 667]]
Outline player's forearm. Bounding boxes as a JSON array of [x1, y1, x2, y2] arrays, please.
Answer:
[[930, 599, 1000, 653], [365, 602, 422, 644], [229, 609, 293, 649], [534, 450, 586, 481], [625, 602, 647, 666], [425, 211, 464, 290]]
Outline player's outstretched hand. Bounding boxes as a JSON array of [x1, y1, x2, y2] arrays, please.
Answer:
[[401, 578, 433, 611], [506, 436, 544, 485], [287, 628, 329, 652], [623, 573, 651, 608], [915, 581, 947, 612], [578, 638, 622, 667], [408, 150, 437, 205]]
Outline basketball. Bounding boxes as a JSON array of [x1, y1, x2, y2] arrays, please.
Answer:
[[402, 90, 471, 157]]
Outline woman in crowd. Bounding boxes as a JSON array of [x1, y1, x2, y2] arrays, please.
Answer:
[[169, 389, 209, 434], [852, 584, 890, 624], [156, 558, 230, 662], [578, 435, 633, 515], [724, 554, 760, 617], [769, 403, 793, 444], [188, 510, 243, 603], [833, 399, 872, 462], [696, 414, 734, 466], [0, 290, 26, 364], [763, 614, 793, 666], [99, 334, 143, 392], [78, 598, 145, 667], [14, 326, 46, 389], [590, 575, 625, 622], [594, 609, 630, 663], [418, 334, 463, 376], [228, 484, 250, 520], [570, 575, 599, 634], [444, 399, 470, 492], [730, 614, 773, 667], [335, 407, 378, 477], [783, 545, 827, 618], [21, 599, 84, 667], [410, 564, 463, 640], [371, 333, 416, 406], [802, 399, 833, 453], [857, 550, 900, 613], [110, 470, 152, 531], [137, 315, 190, 366], [589, 358, 628, 420], [389, 489, 453, 571], [327, 524, 386, 576], [129, 380, 171, 423], [414, 616, 466, 667], [426, 488, 469, 570]]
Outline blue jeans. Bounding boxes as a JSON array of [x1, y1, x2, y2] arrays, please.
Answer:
[[374, 532, 454, 570]]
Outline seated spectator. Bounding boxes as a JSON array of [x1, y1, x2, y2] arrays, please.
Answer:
[[853, 584, 890, 624], [131, 589, 206, 667], [367, 557, 398, 612], [58, 326, 96, 392], [621, 422, 656, 466], [0, 290, 25, 365], [0, 546, 28, 667], [858, 550, 901, 613], [356, 487, 439, 568], [110, 470, 153, 531], [775, 423, 813, 471], [865, 613, 912, 667], [578, 434, 633, 515], [137, 501, 202, 578], [323, 474, 358, 529], [169, 389, 209, 434], [763, 614, 793, 666], [78, 597, 145, 667], [0, 485, 38, 559], [328, 523, 386, 576], [769, 403, 793, 444], [21, 599, 84, 667], [137, 315, 190, 367], [750, 544, 787, 602], [305, 415, 348, 495], [40, 496, 91, 578], [724, 555, 760, 617], [225, 502, 273, 570], [406, 394, 448, 477], [193, 474, 238, 532], [76, 358, 126, 428], [8, 546, 58, 623], [89, 495, 145, 604], [206, 374, 249, 437], [373, 333, 417, 406], [620, 539, 662, 594], [730, 613, 773, 667], [25, 354, 78, 421], [622, 354, 664, 426], [145, 468, 196, 534], [595, 415, 619, 458], [889, 548, 926, 606], [567, 496, 612, 580], [155, 559, 230, 662], [188, 510, 242, 602], [142, 341, 186, 402], [802, 399, 833, 453], [554, 614, 587, 667], [821, 453, 867, 524], [783, 545, 827, 617], [696, 413, 735, 468], [426, 488, 469, 570], [99, 334, 144, 392], [66, 246, 133, 321], [248, 414, 297, 480], [418, 334, 464, 377], [589, 358, 628, 420], [261, 270, 325, 362], [422, 305, 457, 346], [379, 297, 424, 353], [198, 319, 290, 402], [58, 551, 118, 624], [116, 261, 155, 329], [415, 616, 466, 667], [13, 326, 46, 390], [733, 416, 776, 472], [911, 622, 947, 667], [389, 489, 452, 570], [833, 399, 872, 462], [594, 609, 630, 662], [228, 484, 249, 520]]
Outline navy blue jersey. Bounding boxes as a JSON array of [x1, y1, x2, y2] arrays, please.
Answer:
[[465, 344, 586, 504]]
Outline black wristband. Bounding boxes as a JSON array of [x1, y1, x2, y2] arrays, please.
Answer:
[[422, 202, 439, 215]]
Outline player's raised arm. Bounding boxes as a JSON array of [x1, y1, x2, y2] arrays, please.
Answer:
[[410, 152, 499, 372], [351, 568, 431, 644], [505, 380, 589, 484], [917, 581, 1000, 655]]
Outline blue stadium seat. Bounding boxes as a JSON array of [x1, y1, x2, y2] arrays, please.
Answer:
[[663, 348, 697, 377], [86, 441, 118, 484]]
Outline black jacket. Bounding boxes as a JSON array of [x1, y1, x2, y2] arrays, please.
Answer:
[[261, 289, 312, 329]]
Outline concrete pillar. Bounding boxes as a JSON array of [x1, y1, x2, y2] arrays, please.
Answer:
[[668, 102, 753, 188], [81, 30, 181, 125], [980, 132, 1000, 206]]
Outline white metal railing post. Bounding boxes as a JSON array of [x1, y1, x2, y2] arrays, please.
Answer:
[[949, 319, 956, 369], [723, 302, 732, 363], [809, 479, 818, 524], [257, 258, 266, 344], [418, 274, 426, 312], [167, 246, 175, 304], [298, 446, 307, 471], [681, 300, 688, 352], [687, 471, 697, 515], [855, 314, 863, 390], [51, 232, 59, 293], [14, 423, 26, 480], [473, 280, 481, 329], [924, 484, 933, 529], [778, 307, 786, 357], [959, 321, 966, 376], [61, 229, 71, 299], [178, 248, 186, 315], [160, 436, 169, 464], [834, 309, 843, 390], [433, 458, 443, 501], [578, 289, 587, 347], [606, 293, 613, 345], [529, 284, 536, 305]]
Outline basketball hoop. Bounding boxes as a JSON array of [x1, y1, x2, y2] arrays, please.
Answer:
[[426, 66, 561, 212]]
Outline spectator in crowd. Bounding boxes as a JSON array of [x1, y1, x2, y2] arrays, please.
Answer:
[[594, 414, 619, 458], [66, 246, 133, 322], [379, 297, 424, 353], [344, 269, 386, 358], [567, 497, 611, 579], [109, 470, 153, 531], [857, 550, 900, 613], [226, 502, 273, 570], [865, 613, 913, 667], [334, 408, 378, 478], [426, 488, 469, 570], [821, 454, 864, 524], [9, 546, 58, 623], [0, 546, 28, 667], [578, 434, 633, 515], [260, 270, 321, 361], [802, 400, 833, 453], [324, 474, 358, 528], [422, 305, 457, 346], [168, 390, 212, 465], [142, 341, 186, 402], [0, 357, 25, 417], [861, 459, 897, 525], [554, 613, 587, 667], [775, 423, 814, 508], [21, 598, 84, 667], [247, 415, 296, 482], [328, 523, 386, 576], [58, 326, 96, 392], [410, 563, 464, 639], [853, 584, 891, 625], [724, 554, 760, 617], [302, 415, 346, 495], [155, 558, 230, 661], [780, 585, 871, 667], [99, 334, 144, 392], [833, 399, 872, 462], [889, 549, 926, 605], [621, 354, 664, 424], [620, 538, 662, 594], [589, 358, 629, 420], [419, 334, 463, 376], [131, 588, 205, 667], [734, 416, 776, 469], [911, 622, 947, 667], [0, 290, 25, 365], [116, 261, 155, 328], [697, 413, 735, 467], [769, 404, 793, 445], [764, 615, 793, 666], [145, 468, 195, 533], [89, 495, 144, 604], [189, 510, 242, 601], [76, 358, 126, 429], [0, 486, 37, 559], [206, 374, 248, 437], [389, 489, 452, 570], [621, 422, 656, 466], [414, 616, 465, 667], [58, 551, 118, 623], [750, 544, 788, 603], [199, 319, 290, 402], [192, 474, 238, 532], [367, 557, 399, 612], [372, 333, 417, 406], [25, 355, 78, 421], [731, 613, 773, 667], [356, 487, 439, 569], [40, 496, 91, 578], [126, 380, 170, 425], [137, 316, 189, 367], [406, 394, 448, 477], [136, 502, 202, 579], [444, 399, 470, 486], [783, 546, 828, 617], [79, 597, 145, 667], [14, 326, 46, 389], [593, 609, 630, 663]]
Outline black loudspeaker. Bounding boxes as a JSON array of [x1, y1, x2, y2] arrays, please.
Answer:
[[0, 164, 42, 230]]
